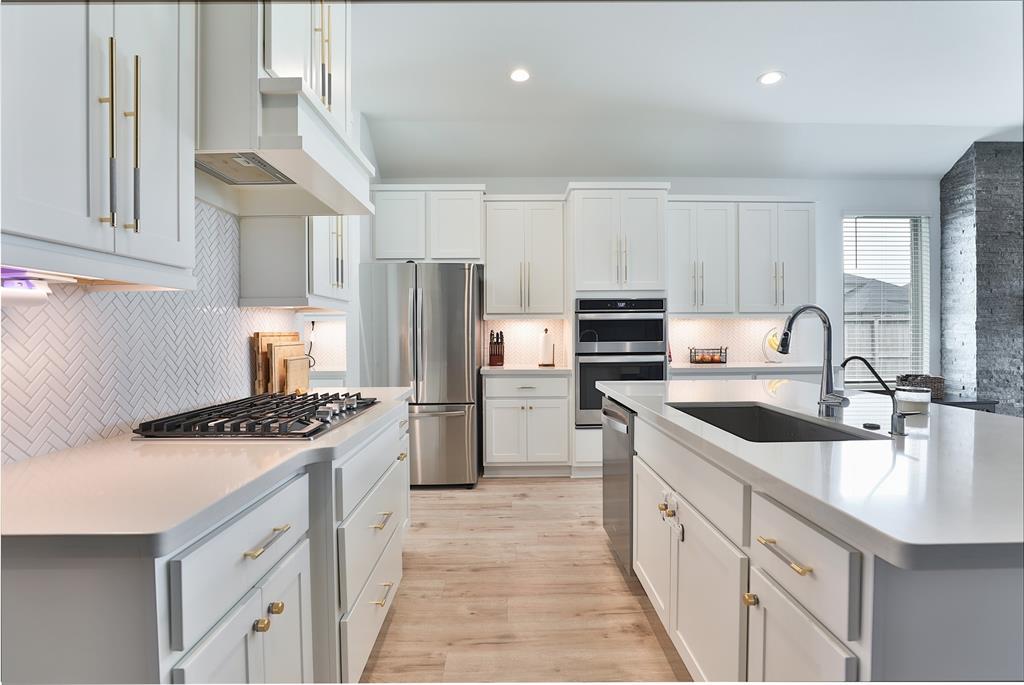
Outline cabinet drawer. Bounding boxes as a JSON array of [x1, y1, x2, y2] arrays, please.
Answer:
[[335, 422, 401, 521], [338, 457, 409, 614], [485, 376, 569, 398], [170, 474, 309, 652], [750, 493, 862, 641], [339, 526, 404, 683], [634, 421, 748, 546]]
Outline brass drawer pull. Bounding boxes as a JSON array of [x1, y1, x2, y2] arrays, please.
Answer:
[[757, 535, 814, 576], [657, 503, 668, 512], [243, 523, 292, 560], [268, 601, 285, 615], [122, 54, 140, 232], [371, 512, 394, 530], [370, 581, 394, 607], [397, 452, 408, 461], [742, 592, 759, 607], [664, 509, 676, 518], [253, 617, 271, 633], [98, 36, 117, 226]]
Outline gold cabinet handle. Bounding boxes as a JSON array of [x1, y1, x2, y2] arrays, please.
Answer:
[[268, 601, 285, 615], [664, 509, 676, 518], [122, 54, 140, 232], [98, 36, 117, 226], [370, 511, 394, 530], [243, 524, 292, 560], [370, 581, 394, 607], [326, 1, 333, 110], [657, 502, 668, 512], [756, 535, 814, 576], [397, 452, 408, 461], [253, 618, 271, 633], [742, 592, 759, 607]]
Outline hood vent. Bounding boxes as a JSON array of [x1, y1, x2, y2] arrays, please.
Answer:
[[194, 152, 294, 186]]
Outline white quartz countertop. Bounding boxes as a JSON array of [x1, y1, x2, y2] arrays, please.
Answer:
[[1, 387, 412, 556], [597, 379, 1024, 569], [481, 365, 572, 376], [670, 361, 822, 373]]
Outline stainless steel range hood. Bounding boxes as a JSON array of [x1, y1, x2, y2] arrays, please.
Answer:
[[197, 4, 374, 217]]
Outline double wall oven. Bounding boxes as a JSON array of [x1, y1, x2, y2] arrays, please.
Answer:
[[574, 298, 668, 426]]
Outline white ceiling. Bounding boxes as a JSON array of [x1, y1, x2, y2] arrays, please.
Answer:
[[353, 1, 1024, 180]]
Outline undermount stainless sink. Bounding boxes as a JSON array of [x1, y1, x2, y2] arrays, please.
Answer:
[[667, 403, 887, 442]]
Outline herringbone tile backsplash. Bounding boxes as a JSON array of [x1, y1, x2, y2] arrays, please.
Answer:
[[0, 200, 296, 463]]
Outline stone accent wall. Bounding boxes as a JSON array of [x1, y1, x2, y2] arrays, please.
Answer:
[[940, 142, 1024, 416]]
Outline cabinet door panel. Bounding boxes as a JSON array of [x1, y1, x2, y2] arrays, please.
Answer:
[[1, 3, 114, 253], [621, 190, 665, 290], [695, 203, 737, 312], [747, 567, 857, 682], [670, 495, 748, 681], [485, 202, 527, 314], [429, 191, 482, 259], [484, 400, 527, 463], [326, 1, 352, 135], [525, 202, 565, 314], [113, 2, 193, 267], [666, 203, 697, 313], [171, 590, 265, 684], [738, 203, 779, 312], [308, 216, 331, 298], [633, 457, 672, 626], [777, 204, 814, 308], [261, 540, 314, 684], [373, 192, 426, 259], [573, 191, 620, 290], [526, 399, 569, 463], [264, 1, 315, 91]]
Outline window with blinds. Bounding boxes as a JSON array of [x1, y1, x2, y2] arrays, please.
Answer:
[[842, 216, 929, 383]]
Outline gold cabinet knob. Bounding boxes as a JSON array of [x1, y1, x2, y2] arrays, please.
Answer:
[[657, 503, 668, 512], [742, 593, 759, 607], [253, 618, 272, 633], [664, 509, 676, 518], [397, 452, 408, 461], [268, 601, 285, 615]]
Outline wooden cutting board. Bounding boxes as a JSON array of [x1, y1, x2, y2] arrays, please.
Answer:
[[284, 356, 311, 394], [253, 332, 299, 393], [269, 342, 307, 394]]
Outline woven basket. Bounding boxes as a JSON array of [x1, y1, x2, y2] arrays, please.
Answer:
[[897, 374, 944, 400]]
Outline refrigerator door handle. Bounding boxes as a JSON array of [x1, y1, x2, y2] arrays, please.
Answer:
[[410, 410, 466, 418], [408, 285, 418, 401], [415, 287, 425, 399]]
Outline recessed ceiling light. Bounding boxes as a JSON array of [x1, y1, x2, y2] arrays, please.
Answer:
[[509, 68, 530, 83], [757, 70, 785, 86]]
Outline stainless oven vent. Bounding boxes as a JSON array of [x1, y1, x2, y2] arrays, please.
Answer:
[[194, 152, 294, 185]]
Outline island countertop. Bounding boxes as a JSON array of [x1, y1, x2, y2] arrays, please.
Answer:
[[1, 387, 412, 556], [597, 378, 1024, 569]]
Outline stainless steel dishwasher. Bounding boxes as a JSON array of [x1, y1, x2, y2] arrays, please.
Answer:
[[602, 395, 636, 577]]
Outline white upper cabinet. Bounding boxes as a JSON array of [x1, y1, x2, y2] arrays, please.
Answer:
[[239, 216, 351, 311], [373, 191, 427, 259], [372, 186, 484, 262], [485, 201, 565, 316], [739, 203, 815, 312], [429, 191, 483, 259], [571, 186, 667, 292], [1, 2, 195, 288], [667, 202, 736, 313]]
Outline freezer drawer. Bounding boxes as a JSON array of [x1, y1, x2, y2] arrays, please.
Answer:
[[408, 404, 478, 485]]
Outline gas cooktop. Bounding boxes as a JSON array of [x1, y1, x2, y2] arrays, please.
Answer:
[[134, 392, 379, 440]]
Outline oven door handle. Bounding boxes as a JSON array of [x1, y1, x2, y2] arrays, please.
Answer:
[[576, 355, 667, 364], [575, 313, 665, 321]]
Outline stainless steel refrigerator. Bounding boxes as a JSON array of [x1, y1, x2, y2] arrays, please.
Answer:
[[359, 262, 482, 485]]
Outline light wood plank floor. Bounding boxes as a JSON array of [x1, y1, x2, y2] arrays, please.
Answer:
[[361, 477, 691, 682]]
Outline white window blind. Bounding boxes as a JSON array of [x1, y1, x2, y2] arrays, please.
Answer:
[[842, 216, 929, 383]]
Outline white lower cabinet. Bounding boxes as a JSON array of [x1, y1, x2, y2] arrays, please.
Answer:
[[172, 539, 314, 684], [669, 494, 749, 682], [633, 457, 673, 625], [483, 376, 570, 468], [746, 567, 857, 682]]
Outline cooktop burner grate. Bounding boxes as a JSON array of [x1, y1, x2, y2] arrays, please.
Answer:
[[134, 392, 379, 440]]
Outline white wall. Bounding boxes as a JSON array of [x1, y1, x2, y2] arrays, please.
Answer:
[[382, 175, 941, 372]]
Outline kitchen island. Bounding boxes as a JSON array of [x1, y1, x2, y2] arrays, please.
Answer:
[[2, 387, 412, 684], [598, 378, 1023, 682]]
